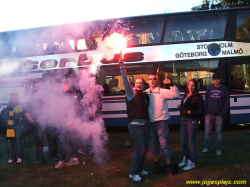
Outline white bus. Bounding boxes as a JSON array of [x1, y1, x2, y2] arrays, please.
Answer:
[[0, 7, 249, 129]]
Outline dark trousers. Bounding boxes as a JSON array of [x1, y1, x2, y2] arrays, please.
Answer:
[[8, 127, 25, 159], [33, 124, 58, 161], [46, 126, 58, 158], [59, 127, 78, 161]]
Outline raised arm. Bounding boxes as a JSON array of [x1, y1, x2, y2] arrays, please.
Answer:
[[118, 57, 134, 101], [160, 78, 180, 99]]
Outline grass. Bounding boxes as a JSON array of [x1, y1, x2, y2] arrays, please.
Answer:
[[0, 124, 250, 187]]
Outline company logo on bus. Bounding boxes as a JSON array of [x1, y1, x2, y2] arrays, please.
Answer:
[[208, 43, 221, 56]]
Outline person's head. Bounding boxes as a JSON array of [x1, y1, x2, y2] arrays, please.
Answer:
[[34, 81, 42, 92], [187, 79, 198, 94], [62, 79, 71, 92], [212, 73, 221, 87], [148, 74, 157, 89], [135, 77, 144, 91], [10, 93, 19, 105]]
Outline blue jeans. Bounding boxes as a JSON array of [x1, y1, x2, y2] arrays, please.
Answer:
[[59, 127, 78, 161], [204, 114, 223, 150], [8, 127, 25, 159], [128, 123, 150, 175], [180, 119, 199, 164], [46, 126, 58, 158], [148, 120, 172, 159]]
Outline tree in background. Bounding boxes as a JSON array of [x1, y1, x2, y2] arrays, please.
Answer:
[[192, 0, 250, 10]]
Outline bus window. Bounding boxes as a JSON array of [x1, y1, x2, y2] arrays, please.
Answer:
[[231, 62, 250, 92], [97, 66, 124, 96], [164, 13, 228, 42], [236, 10, 250, 40], [157, 60, 219, 90], [98, 64, 155, 95], [127, 18, 165, 45], [0, 84, 26, 104], [77, 39, 88, 50]]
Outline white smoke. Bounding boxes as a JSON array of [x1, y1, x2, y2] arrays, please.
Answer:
[[26, 67, 108, 163], [0, 25, 127, 164], [0, 59, 20, 75]]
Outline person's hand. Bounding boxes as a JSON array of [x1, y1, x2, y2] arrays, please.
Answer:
[[156, 67, 160, 74], [118, 57, 124, 68], [163, 78, 172, 84]]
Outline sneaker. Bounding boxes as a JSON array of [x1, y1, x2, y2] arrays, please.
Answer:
[[37, 160, 43, 164], [183, 159, 196, 170], [43, 146, 49, 153], [179, 156, 187, 167], [78, 149, 92, 156], [78, 149, 86, 155], [165, 164, 173, 178], [124, 141, 132, 147], [129, 174, 141, 181], [216, 150, 222, 156], [139, 170, 148, 175], [17, 158, 22, 163], [66, 158, 80, 166], [103, 135, 109, 141], [55, 161, 66, 169], [8, 159, 14, 163], [152, 162, 162, 173], [202, 148, 210, 154]]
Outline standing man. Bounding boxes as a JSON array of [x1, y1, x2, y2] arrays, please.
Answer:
[[7, 93, 34, 163], [55, 80, 79, 169], [28, 81, 45, 164], [145, 74, 180, 177], [119, 57, 150, 182], [27, 81, 59, 164], [202, 73, 229, 156]]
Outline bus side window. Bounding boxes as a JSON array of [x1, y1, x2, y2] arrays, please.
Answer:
[[164, 13, 228, 43], [127, 17, 164, 45], [236, 11, 250, 40], [98, 67, 126, 96]]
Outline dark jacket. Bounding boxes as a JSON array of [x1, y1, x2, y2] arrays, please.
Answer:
[[6, 103, 27, 129], [126, 89, 150, 123], [180, 92, 204, 119]]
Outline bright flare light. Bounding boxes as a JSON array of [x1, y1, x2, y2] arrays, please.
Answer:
[[104, 33, 127, 53], [97, 32, 127, 60]]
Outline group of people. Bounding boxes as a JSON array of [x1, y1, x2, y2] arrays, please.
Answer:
[[5, 76, 102, 170], [4, 58, 229, 179], [118, 57, 229, 181], [6, 84, 59, 165]]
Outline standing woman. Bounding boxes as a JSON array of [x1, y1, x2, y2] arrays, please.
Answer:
[[118, 57, 150, 182], [178, 79, 204, 170]]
